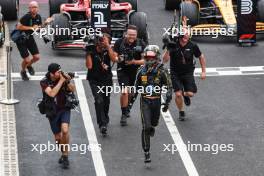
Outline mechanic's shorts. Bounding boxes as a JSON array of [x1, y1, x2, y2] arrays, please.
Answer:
[[49, 110, 71, 135], [117, 70, 137, 87], [171, 73, 197, 93], [16, 36, 39, 59]]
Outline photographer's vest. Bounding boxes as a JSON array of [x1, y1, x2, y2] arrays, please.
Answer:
[[138, 64, 163, 97], [119, 38, 141, 54], [117, 38, 142, 71]]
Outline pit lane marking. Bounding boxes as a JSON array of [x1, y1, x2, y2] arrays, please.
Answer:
[[75, 79, 107, 176], [161, 97, 199, 176], [1, 66, 264, 81]]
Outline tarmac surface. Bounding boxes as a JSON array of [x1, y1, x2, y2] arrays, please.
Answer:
[[5, 0, 264, 175]]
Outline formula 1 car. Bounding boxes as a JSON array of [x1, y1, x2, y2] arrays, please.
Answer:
[[49, 0, 147, 49], [0, 0, 19, 21], [0, 6, 5, 46], [164, 0, 264, 36]]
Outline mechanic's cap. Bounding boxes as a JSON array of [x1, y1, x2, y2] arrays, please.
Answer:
[[48, 63, 61, 74], [144, 45, 160, 58]]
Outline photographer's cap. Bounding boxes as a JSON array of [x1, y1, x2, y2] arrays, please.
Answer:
[[48, 63, 61, 74]]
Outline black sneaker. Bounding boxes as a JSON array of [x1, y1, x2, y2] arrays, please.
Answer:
[[27, 66, 35, 75], [100, 126, 107, 136], [120, 114, 127, 126], [20, 71, 29, 81], [179, 111, 185, 121], [61, 155, 69, 169], [144, 152, 151, 163], [150, 127, 155, 137], [183, 96, 191, 106]]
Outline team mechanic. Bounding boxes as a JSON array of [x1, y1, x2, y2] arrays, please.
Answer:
[[129, 45, 172, 163], [16, 1, 52, 80], [40, 63, 76, 169], [163, 27, 206, 121], [114, 25, 146, 126], [86, 33, 118, 136]]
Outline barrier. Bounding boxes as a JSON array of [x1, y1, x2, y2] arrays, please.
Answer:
[[0, 43, 20, 105]]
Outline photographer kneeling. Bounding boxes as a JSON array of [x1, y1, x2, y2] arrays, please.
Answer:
[[40, 63, 76, 169], [113, 25, 146, 126], [86, 33, 118, 136]]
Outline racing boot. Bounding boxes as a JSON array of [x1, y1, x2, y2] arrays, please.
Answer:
[[100, 126, 107, 137], [144, 152, 151, 163]]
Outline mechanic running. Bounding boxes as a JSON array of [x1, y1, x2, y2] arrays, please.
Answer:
[[129, 45, 172, 163], [114, 25, 146, 126], [16, 1, 52, 80], [86, 33, 118, 136], [40, 63, 76, 169], [163, 25, 206, 121]]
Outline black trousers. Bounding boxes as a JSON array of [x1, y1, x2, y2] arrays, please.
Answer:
[[140, 97, 161, 152], [89, 80, 111, 128]]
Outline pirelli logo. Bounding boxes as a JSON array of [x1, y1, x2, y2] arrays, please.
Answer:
[[241, 0, 253, 15]]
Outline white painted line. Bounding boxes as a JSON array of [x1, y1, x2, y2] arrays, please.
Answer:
[[1, 65, 263, 81], [218, 71, 242, 76], [0, 84, 4, 176], [161, 97, 199, 176], [74, 79, 107, 176]]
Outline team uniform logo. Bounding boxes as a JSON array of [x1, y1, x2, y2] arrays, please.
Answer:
[[241, 0, 253, 15], [237, 0, 256, 44]]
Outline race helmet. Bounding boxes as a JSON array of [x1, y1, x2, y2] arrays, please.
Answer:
[[143, 45, 161, 66]]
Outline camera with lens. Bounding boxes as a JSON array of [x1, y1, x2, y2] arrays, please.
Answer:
[[84, 34, 104, 52], [119, 45, 143, 62], [61, 71, 75, 81], [65, 91, 79, 109], [43, 35, 51, 44], [162, 32, 179, 50], [60, 72, 79, 109]]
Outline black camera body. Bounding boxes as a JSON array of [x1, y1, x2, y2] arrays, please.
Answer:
[[162, 33, 179, 50], [61, 71, 75, 80], [65, 92, 79, 109], [84, 34, 104, 52], [60, 72, 79, 109], [43, 35, 51, 44], [120, 45, 143, 62]]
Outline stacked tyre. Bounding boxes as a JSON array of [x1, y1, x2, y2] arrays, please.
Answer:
[[129, 12, 148, 43], [0, 0, 19, 21], [179, 1, 199, 26], [118, 0, 148, 43]]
